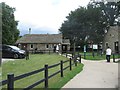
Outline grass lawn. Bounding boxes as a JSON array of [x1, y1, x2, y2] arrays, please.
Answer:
[[77, 52, 120, 60], [2, 53, 84, 89], [115, 60, 120, 63], [0, 66, 1, 85], [82, 55, 106, 60]]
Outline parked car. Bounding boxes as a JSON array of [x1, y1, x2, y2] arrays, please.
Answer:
[[2, 45, 26, 59]]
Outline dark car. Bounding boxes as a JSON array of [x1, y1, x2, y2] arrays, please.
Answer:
[[2, 45, 26, 59]]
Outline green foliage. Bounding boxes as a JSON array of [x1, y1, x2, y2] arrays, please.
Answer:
[[1, 2, 19, 45], [0, 3, 2, 46], [59, 1, 120, 48], [89, 1, 118, 26], [117, 1, 120, 26], [117, 1, 120, 13], [59, 6, 106, 46]]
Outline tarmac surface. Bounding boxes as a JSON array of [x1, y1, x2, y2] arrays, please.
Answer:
[[62, 58, 119, 88]]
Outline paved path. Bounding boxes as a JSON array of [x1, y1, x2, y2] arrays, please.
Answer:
[[62, 58, 119, 88], [2, 58, 15, 63]]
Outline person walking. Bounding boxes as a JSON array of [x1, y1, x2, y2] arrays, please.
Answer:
[[106, 47, 112, 62]]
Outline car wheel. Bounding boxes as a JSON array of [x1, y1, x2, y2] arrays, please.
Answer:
[[19, 55, 23, 59], [13, 54, 19, 59]]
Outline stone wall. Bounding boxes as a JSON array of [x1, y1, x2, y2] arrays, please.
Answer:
[[27, 43, 57, 51], [103, 26, 119, 53], [118, 26, 120, 53]]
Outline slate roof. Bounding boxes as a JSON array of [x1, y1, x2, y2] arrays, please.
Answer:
[[62, 39, 70, 44], [16, 34, 63, 44]]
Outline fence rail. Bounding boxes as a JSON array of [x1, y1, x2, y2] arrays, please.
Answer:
[[0, 54, 81, 90], [29, 50, 56, 54], [23, 78, 45, 90]]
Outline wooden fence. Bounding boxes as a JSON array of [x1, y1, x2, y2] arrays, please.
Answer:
[[0, 54, 81, 90], [65, 51, 119, 62], [29, 50, 58, 54]]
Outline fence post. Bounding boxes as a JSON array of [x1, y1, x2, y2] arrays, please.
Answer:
[[66, 52, 67, 57], [75, 60, 77, 66], [7, 73, 14, 90], [113, 54, 115, 62], [75, 57, 77, 66], [100, 50, 102, 56], [44, 64, 48, 88], [70, 58, 72, 71], [26, 50, 29, 60], [77, 52, 79, 56], [84, 52, 86, 59], [32, 50, 33, 54], [72, 53, 74, 59], [79, 55, 81, 63], [78, 52, 81, 63], [92, 51, 95, 58], [60, 61, 63, 77], [49, 50, 50, 55]]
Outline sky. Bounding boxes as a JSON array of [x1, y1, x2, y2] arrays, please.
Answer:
[[1, 0, 90, 36]]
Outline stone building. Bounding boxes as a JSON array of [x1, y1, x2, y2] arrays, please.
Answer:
[[16, 34, 70, 53], [103, 26, 119, 53], [117, 16, 120, 53]]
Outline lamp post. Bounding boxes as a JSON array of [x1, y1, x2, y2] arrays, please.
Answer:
[[73, 36, 77, 56]]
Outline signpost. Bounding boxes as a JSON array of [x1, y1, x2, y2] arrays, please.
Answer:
[[84, 45, 86, 59], [93, 45, 98, 50], [92, 44, 98, 57]]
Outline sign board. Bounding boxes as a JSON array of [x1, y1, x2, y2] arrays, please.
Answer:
[[84, 45, 86, 52], [93, 45, 98, 49]]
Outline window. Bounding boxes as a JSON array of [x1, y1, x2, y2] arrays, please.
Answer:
[[30, 44, 33, 49], [3, 46, 11, 51], [46, 44, 49, 49], [115, 41, 118, 46]]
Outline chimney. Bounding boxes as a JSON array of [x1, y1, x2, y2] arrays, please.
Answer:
[[29, 28, 31, 34]]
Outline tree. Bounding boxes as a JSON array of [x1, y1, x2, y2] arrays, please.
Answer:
[[1, 2, 19, 45], [59, 6, 107, 47], [59, 7, 87, 47], [59, 1, 120, 49], [89, 1, 118, 26], [116, 1, 120, 25]]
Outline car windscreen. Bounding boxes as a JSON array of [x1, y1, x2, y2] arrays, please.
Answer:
[[9, 46, 20, 51]]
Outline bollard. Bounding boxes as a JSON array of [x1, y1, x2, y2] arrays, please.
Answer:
[[113, 54, 115, 62]]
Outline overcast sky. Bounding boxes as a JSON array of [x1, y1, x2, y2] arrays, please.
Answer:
[[1, 0, 90, 36]]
